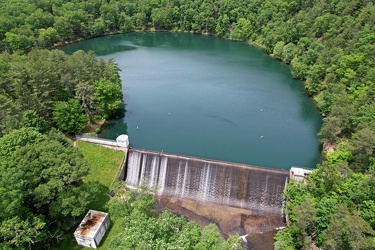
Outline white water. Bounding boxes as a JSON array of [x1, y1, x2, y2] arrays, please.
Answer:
[[125, 149, 289, 213]]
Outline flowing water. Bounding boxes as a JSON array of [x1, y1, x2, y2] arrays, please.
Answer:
[[123, 148, 289, 214], [63, 32, 322, 169]]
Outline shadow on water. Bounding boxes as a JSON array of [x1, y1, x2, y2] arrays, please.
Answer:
[[63, 35, 138, 56], [99, 104, 128, 140], [99, 120, 128, 140]]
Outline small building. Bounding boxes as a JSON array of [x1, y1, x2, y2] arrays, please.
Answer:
[[116, 134, 129, 147], [74, 210, 110, 249], [290, 167, 313, 181]]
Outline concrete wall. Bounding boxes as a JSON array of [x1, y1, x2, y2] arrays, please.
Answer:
[[121, 148, 289, 215]]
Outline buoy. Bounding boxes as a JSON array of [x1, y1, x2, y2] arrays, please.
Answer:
[[137, 126, 139, 130], [261, 109, 263, 112]]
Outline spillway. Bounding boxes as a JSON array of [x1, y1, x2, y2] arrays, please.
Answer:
[[120, 148, 289, 215]]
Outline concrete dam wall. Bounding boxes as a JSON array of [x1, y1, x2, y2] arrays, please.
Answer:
[[120, 148, 289, 215]]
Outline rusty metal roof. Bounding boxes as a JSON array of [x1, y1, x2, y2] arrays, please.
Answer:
[[74, 210, 108, 238]]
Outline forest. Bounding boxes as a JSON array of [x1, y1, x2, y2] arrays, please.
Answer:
[[0, 0, 374, 249]]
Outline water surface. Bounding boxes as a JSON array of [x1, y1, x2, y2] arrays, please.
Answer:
[[64, 33, 322, 169]]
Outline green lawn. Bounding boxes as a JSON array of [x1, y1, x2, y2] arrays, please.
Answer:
[[54, 141, 126, 250]]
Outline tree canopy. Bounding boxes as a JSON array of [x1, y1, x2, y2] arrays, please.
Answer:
[[0, 49, 124, 135], [1, 0, 375, 248], [0, 0, 373, 164], [106, 183, 243, 250], [0, 128, 100, 249]]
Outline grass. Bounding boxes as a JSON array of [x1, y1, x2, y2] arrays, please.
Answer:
[[54, 141, 126, 250]]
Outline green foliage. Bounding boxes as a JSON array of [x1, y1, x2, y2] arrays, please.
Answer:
[[0, 129, 98, 249], [326, 151, 353, 165], [4, 31, 33, 53], [322, 204, 375, 250], [274, 228, 296, 250], [282, 159, 375, 247], [195, 224, 227, 250], [360, 200, 375, 229], [0, 107, 48, 136], [37, 27, 60, 47], [0, 216, 47, 249], [0, 127, 48, 159], [105, 181, 243, 250], [0, 49, 124, 133], [1, 0, 375, 249], [21, 110, 48, 133], [231, 18, 252, 41], [53, 99, 88, 134], [94, 78, 123, 119], [273, 41, 285, 61]]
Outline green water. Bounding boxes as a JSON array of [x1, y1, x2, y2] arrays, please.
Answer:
[[63, 32, 322, 169]]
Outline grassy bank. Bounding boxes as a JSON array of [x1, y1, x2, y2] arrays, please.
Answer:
[[54, 141, 125, 250]]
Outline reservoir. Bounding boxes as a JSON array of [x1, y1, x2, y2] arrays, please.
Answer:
[[64, 32, 322, 169]]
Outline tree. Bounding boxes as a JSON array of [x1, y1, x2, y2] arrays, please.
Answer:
[[314, 197, 338, 245], [53, 99, 88, 134], [151, 7, 174, 29], [282, 43, 297, 64], [37, 27, 60, 47], [53, 17, 74, 41], [0, 94, 20, 136], [0, 127, 48, 159], [196, 224, 227, 250], [0, 216, 47, 249], [322, 204, 374, 250], [292, 198, 316, 238], [349, 125, 375, 170], [215, 14, 230, 37], [0, 128, 98, 248], [11, 49, 62, 120], [273, 41, 285, 61], [25, 8, 54, 30], [75, 82, 96, 118], [118, 13, 134, 32], [21, 110, 48, 133], [94, 78, 123, 119], [274, 228, 297, 250], [231, 18, 252, 41], [107, 182, 244, 250], [318, 116, 342, 146], [4, 32, 33, 53]]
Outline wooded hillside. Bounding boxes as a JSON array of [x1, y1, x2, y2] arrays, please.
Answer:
[[1, 0, 374, 249], [1, 0, 374, 167]]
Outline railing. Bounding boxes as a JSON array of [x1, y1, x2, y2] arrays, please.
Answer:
[[76, 135, 119, 147]]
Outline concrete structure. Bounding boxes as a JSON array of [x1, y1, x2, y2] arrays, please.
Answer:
[[121, 148, 289, 215], [290, 167, 313, 181], [116, 134, 129, 147], [76, 134, 129, 150], [74, 210, 110, 249]]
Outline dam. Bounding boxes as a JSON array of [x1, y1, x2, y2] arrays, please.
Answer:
[[120, 148, 289, 216]]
